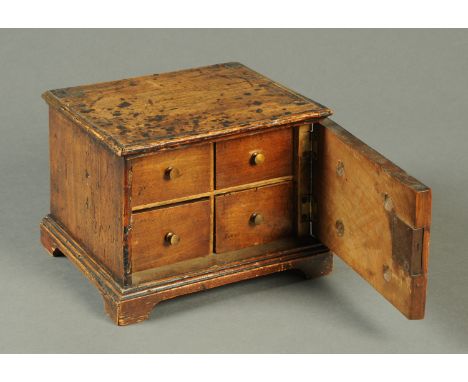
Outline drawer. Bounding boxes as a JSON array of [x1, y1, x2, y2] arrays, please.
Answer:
[[215, 182, 294, 253], [130, 144, 212, 207], [215, 128, 293, 189], [130, 199, 211, 272]]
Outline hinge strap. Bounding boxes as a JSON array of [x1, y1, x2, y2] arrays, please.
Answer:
[[391, 214, 424, 276], [309, 124, 318, 235]]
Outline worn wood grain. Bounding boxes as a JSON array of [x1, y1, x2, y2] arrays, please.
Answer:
[[41, 214, 331, 326], [313, 119, 431, 319], [130, 144, 212, 207], [131, 176, 294, 212], [49, 109, 126, 283], [131, 237, 327, 285], [42, 62, 332, 156], [215, 127, 293, 189], [111, 252, 331, 325], [130, 199, 211, 273], [215, 182, 294, 253], [40, 215, 123, 302]]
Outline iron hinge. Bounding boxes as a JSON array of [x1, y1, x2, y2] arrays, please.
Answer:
[[308, 124, 319, 235], [391, 215, 424, 276], [310, 125, 319, 161]]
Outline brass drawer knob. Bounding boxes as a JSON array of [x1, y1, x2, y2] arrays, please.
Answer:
[[250, 152, 265, 166], [165, 232, 180, 246], [250, 213, 264, 226], [165, 166, 180, 180]]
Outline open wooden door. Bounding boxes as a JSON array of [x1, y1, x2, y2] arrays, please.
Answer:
[[312, 119, 432, 319]]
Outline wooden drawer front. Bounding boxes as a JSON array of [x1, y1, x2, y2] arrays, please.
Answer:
[[130, 144, 212, 207], [215, 128, 293, 189], [215, 182, 294, 253], [131, 200, 211, 272]]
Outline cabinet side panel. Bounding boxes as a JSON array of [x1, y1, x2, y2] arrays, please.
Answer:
[[49, 108, 125, 282]]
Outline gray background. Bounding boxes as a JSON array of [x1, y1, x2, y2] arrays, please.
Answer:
[[0, 29, 467, 353]]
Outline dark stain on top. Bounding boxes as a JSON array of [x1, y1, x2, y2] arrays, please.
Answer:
[[148, 115, 166, 122], [43, 63, 332, 154], [118, 101, 132, 108]]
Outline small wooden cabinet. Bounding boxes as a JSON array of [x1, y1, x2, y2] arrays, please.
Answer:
[[40, 63, 432, 325]]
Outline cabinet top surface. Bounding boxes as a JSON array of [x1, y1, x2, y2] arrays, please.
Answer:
[[43, 62, 332, 156]]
